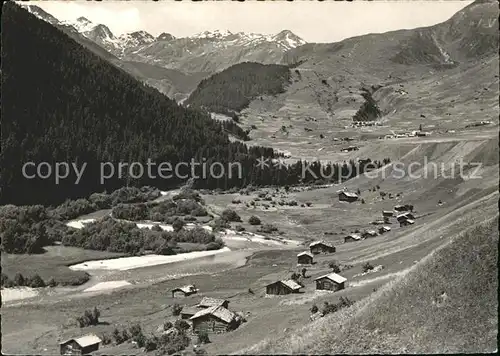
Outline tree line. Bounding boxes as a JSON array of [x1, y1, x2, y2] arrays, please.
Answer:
[[1, 3, 390, 207]]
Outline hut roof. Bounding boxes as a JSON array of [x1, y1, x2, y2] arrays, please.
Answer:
[[60, 334, 101, 347], [198, 297, 228, 308], [309, 241, 334, 248], [180, 306, 199, 316], [190, 306, 236, 324], [297, 251, 314, 258], [280, 279, 302, 290], [172, 285, 197, 294], [314, 273, 347, 284], [339, 191, 358, 198]]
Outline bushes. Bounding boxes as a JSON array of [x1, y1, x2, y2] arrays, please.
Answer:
[[197, 331, 210, 344], [172, 303, 183, 316], [321, 297, 354, 316], [1, 272, 48, 288], [174, 319, 190, 331], [248, 215, 261, 225], [328, 261, 341, 273], [0, 205, 51, 254], [311, 304, 319, 314], [172, 218, 185, 232], [212, 218, 230, 232], [111, 197, 207, 223], [221, 209, 242, 222], [76, 307, 100, 327], [362, 262, 374, 273], [205, 238, 225, 251], [62, 217, 222, 255], [28, 274, 46, 288], [257, 223, 278, 234]]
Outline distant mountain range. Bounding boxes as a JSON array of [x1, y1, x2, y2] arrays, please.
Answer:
[[23, 4, 307, 101], [23, 5, 306, 71]]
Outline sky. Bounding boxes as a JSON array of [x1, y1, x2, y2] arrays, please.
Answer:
[[35, 0, 473, 43]]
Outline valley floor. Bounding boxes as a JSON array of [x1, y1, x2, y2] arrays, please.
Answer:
[[1, 132, 498, 355]]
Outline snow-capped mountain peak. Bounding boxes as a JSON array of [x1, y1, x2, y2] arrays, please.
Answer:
[[193, 30, 234, 39], [118, 30, 155, 48], [272, 29, 307, 49], [68, 16, 98, 33]]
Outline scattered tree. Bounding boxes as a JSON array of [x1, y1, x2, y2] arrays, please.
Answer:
[[172, 303, 182, 316]]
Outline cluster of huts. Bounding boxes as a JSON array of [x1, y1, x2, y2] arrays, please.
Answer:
[[344, 204, 416, 244], [171, 286, 243, 335], [266, 240, 347, 296]]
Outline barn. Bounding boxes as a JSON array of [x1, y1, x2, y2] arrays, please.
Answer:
[[309, 241, 336, 254], [315, 273, 347, 292], [344, 234, 361, 243], [190, 306, 238, 334], [297, 251, 314, 265], [59, 334, 101, 356], [197, 297, 229, 309], [338, 191, 359, 202], [265, 279, 302, 295], [171, 285, 198, 298]]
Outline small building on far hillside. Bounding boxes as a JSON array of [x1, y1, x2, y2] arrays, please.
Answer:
[[197, 297, 229, 309], [297, 251, 314, 265], [171, 285, 198, 298], [396, 212, 415, 223], [265, 279, 302, 295], [190, 306, 238, 334], [59, 334, 101, 356], [382, 210, 394, 217], [378, 226, 391, 234], [309, 241, 336, 254], [338, 191, 359, 202], [344, 234, 361, 243], [362, 230, 378, 239], [315, 273, 347, 292]]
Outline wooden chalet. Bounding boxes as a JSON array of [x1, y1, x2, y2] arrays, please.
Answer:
[[315, 273, 347, 292], [309, 241, 336, 254], [297, 251, 314, 265], [190, 306, 238, 334], [59, 334, 101, 356], [265, 279, 302, 295], [171, 284, 198, 298], [338, 191, 359, 202]]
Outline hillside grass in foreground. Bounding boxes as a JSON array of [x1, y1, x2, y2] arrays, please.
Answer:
[[241, 217, 498, 354]]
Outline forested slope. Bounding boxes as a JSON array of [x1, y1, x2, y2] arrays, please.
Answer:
[[186, 62, 291, 115], [0, 3, 268, 205]]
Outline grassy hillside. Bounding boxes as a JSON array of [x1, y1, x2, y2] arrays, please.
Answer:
[[186, 62, 291, 115], [242, 217, 498, 354]]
